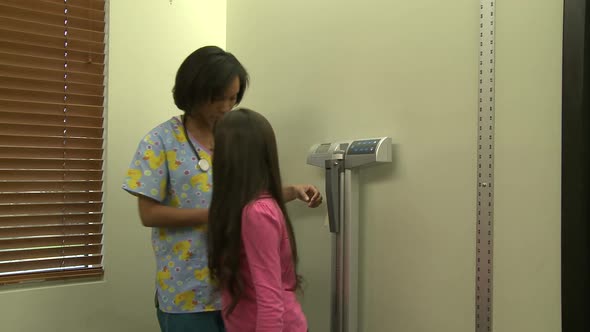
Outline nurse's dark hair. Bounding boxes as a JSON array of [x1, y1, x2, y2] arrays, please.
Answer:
[[172, 46, 249, 115], [207, 108, 302, 315]]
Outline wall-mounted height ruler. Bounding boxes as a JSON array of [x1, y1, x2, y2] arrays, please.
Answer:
[[476, 1, 496, 332]]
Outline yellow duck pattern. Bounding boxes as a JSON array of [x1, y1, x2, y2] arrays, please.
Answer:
[[194, 267, 210, 281], [174, 290, 197, 311], [143, 149, 166, 170], [157, 266, 171, 291], [126, 169, 142, 190], [166, 150, 182, 171], [173, 240, 193, 261]]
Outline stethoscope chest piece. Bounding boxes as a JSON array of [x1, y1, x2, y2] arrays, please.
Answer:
[[197, 158, 210, 172]]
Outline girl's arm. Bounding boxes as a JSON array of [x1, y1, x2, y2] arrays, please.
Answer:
[[137, 196, 209, 227], [242, 201, 286, 331]]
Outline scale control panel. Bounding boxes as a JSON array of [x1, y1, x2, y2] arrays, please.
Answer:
[[345, 137, 392, 168], [307, 137, 392, 169], [347, 139, 380, 155]]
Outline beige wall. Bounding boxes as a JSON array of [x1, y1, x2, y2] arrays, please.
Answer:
[[0, 1, 226, 331], [493, 1, 562, 330], [226, 0, 562, 331]]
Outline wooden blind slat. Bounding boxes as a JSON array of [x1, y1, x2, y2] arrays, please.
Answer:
[[0, 99, 103, 118], [0, 234, 102, 250], [42, 0, 105, 9], [0, 181, 102, 194], [0, 224, 102, 238], [0, 202, 103, 215], [0, 51, 104, 74], [0, 255, 102, 274], [0, 76, 104, 96], [0, 192, 102, 204], [0, 181, 103, 194], [0, 267, 103, 285], [0, 0, 105, 20], [0, 40, 104, 64], [0, 158, 103, 170], [0, 223, 102, 238], [0, 243, 102, 261], [0, 135, 102, 149], [0, 5, 104, 33], [0, 123, 103, 139], [0, 170, 102, 181], [0, 125, 103, 140], [0, 110, 103, 127], [0, 213, 102, 227], [0, 147, 103, 159], [0, 87, 103, 106], [0, 63, 103, 85], [0, 28, 104, 54], [0, 16, 105, 43]]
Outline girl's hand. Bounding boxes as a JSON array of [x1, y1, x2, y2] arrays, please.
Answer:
[[291, 184, 323, 208]]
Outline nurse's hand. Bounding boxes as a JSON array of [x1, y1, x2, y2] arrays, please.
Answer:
[[290, 184, 323, 208]]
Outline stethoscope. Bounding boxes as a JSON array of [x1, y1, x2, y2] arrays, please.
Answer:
[[182, 115, 210, 172]]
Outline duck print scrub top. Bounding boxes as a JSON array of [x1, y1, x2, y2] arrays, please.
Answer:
[[122, 116, 218, 313]]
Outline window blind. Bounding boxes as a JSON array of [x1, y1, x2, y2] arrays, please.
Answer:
[[0, 0, 105, 285]]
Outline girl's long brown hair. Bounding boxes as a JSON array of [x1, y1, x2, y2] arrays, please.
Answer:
[[207, 108, 301, 315]]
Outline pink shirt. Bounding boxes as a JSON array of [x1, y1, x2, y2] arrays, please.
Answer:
[[222, 196, 308, 332]]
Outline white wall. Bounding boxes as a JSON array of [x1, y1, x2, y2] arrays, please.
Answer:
[[0, 1, 226, 331], [226, 0, 562, 331]]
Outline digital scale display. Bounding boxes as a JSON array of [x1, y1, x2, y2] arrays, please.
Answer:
[[347, 139, 379, 155]]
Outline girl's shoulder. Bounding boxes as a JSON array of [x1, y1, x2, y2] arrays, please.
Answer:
[[245, 195, 278, 210], [243, 195, 283, 223]]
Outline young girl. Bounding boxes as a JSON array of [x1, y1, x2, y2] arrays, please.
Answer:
[[208, 108, 308, 332]]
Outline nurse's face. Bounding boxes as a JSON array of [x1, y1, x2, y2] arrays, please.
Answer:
[[194, 76, 240, 123]]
